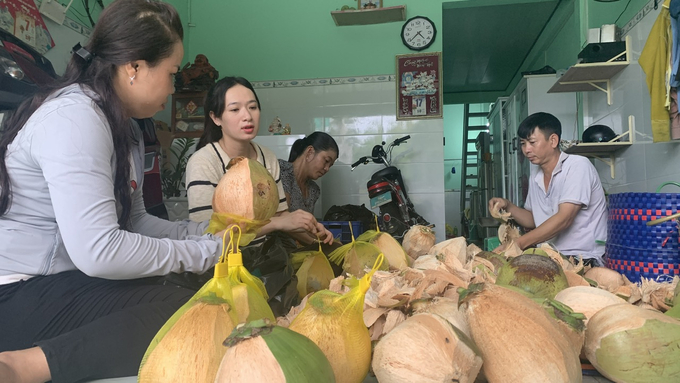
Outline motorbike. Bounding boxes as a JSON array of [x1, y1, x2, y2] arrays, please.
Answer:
[[351, 135, 432, 240]]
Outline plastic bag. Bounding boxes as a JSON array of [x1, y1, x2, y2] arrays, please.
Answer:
[[241, 233, 301, 317]]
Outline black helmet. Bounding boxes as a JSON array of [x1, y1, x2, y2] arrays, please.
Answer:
[[582, 125, 617, 143]]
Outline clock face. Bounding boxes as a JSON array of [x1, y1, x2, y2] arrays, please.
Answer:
[[401, 16, 436, 51]]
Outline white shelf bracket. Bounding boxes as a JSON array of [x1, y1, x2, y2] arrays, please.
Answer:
[[586, 80, 612, 105], [592, 154, 616, 178]]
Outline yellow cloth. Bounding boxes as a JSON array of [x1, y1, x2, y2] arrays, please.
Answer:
[[639, 0, 672, 142]]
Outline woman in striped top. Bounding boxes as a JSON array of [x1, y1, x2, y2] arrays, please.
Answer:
[[186, 77, 332, 245]]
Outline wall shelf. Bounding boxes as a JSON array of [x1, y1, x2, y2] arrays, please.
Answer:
[[548, 36, 631, 105], [564, 115, 635, 178], [331, 5, 406, 26]]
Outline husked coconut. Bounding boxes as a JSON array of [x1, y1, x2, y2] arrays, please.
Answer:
[[372, 312, 482, 383], [584, 267, 625, 293], [585, 303, 680, 383], [429, 237, 467, 265], [212, 156, 279, 221], [459, 283, 582, 383], [402, 225, 436, 260], [554, 286, 626, 324]]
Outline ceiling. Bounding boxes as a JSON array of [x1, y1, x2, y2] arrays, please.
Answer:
[[442, 0, 561, 102]]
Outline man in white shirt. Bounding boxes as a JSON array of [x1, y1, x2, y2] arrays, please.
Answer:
[[488, 112, 608, 266]]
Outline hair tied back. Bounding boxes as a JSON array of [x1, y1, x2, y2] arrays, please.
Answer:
[[72, 43, 94, 65]]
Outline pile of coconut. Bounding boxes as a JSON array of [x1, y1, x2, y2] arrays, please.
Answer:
[[277, 211, 680, 383]]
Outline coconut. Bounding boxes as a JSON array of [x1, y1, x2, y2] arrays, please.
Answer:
[[585, 303, 680, 382], [328, 239, 387, 278], [476, 251, 508, 274], [565, 270, 590, 287], [371, 312, 482, 383], [212, 156, 279, 221], [428, 236, 468, 265], [294, 248, 335, 300], [459, 283, 582, 383], [401, 225, 436, 260], [138, 299, 236, 383], [288, 256, 382, 383], [495, 253, 569, 299], [357, 230, 410, 270], [214, 319, 335, 382], [555, 286, 627, 324], [584, 267, 625, 293]]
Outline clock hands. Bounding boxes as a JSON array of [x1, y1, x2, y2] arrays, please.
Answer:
[[409, 31, 425, 42]]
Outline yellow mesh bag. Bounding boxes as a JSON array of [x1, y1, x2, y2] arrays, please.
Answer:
[[293, 240, 336, 300], [224, 225, 275, 324], [356, 216, 409, 270], [328, 222, 387, 277], [138, 231, 239, 382], [288, 254, 384, 383], [205, 212, 270, 246]]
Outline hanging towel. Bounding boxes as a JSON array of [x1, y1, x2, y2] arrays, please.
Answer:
[[640, 0, 672, 142]]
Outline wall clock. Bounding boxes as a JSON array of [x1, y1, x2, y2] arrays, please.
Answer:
[[401, 16, 436, 51]]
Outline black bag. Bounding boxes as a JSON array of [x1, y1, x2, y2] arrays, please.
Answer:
[[323, 204, 378, 232]]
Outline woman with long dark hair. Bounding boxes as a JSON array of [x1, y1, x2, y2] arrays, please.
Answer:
[[279, 132, 338, 214], [0, 1, 224, 381], [186, 76, 333, 246]]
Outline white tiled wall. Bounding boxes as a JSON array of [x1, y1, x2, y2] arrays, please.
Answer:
[[583, 5, 680, 194], [254, 80, 446, 242]]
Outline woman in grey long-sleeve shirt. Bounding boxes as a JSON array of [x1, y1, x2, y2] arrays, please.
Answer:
[[0, 1, 221, 382]]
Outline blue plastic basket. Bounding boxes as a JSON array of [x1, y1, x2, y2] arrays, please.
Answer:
[[606, 182, 680, 282], [319, 221, 364, 243]]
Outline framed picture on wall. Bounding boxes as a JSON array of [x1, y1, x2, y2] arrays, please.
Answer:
[[358, 0, 382, 9], [396, 51, 443, 120]]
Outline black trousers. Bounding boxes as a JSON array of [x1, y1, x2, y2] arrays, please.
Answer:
[[0, 270, 194, 383]]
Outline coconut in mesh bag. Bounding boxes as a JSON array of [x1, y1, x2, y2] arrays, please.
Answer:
[[207, 156, 280, 246], [291, 239, 336, 300], [328, 223, 388, 278], [288, 254, 385, 383], [138, 231, 239, 383], [356, 216, 409, 270]]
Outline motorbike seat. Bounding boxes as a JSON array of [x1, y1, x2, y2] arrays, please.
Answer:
[[370, 166, 400, 182]]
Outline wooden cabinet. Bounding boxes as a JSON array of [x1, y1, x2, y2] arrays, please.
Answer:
[[170, 91, 207, 139]]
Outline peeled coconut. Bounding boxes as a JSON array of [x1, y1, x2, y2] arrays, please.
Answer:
[[212, 156, 279, 221], [584, 267, 625, 293], [564, 270, 590, 287], [139, 299, 236, 383], [214, 319, 335, 382], [459, 283, 582, 383], [357, 230, 410, 270], [495, 253, 569, 299], [554, 286, 626, 324], [372, 312, 482, 383], [401, 225, 435, 260], [585, 303, 680, 383], [328, 240, 387, 278], [428, 237, 468, 265]]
